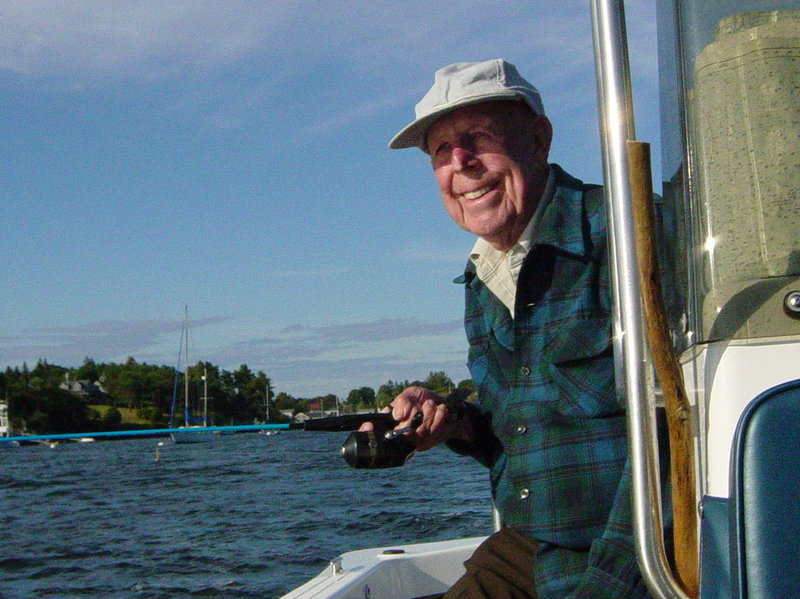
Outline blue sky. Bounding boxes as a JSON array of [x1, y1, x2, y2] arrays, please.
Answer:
[[0, 1, 661, 398]]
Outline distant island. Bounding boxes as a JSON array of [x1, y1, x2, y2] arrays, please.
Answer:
[[1, 357, 471, 436]]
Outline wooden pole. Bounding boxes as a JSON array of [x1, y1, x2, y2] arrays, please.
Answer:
[[627, 141, 698, 597]]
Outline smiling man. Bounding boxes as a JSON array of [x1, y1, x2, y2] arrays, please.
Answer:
[[382, 60, 650, 598], [427, 100, 551, 251]]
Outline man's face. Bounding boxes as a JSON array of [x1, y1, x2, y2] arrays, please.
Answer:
[[426, 101, 551, 251]]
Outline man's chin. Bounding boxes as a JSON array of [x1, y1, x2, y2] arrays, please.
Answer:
[[464, 217, 510, 241]]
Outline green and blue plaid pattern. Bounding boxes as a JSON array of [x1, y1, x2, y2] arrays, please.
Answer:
[[453, 165, 651, 598]]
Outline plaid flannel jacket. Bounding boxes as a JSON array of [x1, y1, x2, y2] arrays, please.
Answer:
[[451, 165, 651, 598]]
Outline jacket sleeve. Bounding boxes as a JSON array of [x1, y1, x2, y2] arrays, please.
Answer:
[[445, 401, 503, 469], [562, 459, 654, 599]]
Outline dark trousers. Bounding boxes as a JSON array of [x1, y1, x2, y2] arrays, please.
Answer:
[[441, 528, 539, 599]]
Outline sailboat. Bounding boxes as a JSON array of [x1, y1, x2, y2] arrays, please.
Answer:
[[170, 307, 214, 444]]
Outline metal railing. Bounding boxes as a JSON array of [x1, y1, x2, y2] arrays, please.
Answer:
[[589, 1, 690, 598]]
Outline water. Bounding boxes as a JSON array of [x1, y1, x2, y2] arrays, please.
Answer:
[[0, 432, 492, 598]]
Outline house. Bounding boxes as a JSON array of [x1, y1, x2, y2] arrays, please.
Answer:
[[59, 379, 109, 402]]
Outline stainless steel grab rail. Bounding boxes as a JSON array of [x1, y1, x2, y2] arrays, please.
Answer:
[[589, 1, 690, 598]]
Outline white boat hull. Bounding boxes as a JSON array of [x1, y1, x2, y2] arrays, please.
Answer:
[[171, 427, 215, 443], [280, 536, 484, 599]]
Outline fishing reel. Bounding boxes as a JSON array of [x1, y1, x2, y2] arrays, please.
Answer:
[[297, 409, 418, 468], [340, 427, 417, 469], [328, 390, 470, 469]]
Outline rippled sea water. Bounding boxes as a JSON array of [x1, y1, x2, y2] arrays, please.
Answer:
[[0, 432, 492, 598]]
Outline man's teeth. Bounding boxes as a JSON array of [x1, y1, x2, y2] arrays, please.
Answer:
[[462, 185, 493, 200]]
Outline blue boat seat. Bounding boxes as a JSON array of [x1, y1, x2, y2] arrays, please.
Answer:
[[729, 378, 800, 599]]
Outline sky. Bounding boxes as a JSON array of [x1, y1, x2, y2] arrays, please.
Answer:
[[0, 1, 661, 399]]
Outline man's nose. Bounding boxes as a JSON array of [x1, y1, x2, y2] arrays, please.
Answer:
[[451, 146, 478, 172]]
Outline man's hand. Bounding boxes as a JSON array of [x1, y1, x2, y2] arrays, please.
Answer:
[[359, 385, 472, 451]]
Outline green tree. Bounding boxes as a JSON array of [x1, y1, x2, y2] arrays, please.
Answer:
[[231, 364, 255, 389], [423, 371, 454, 396], [74, 357, 101, 381], [273, 392, 296, 411], [294, 398, 311, 414], [29, 359, 68, 390], [102, 406, 123, 429], [315, 393, 338, 415], [457, 379, 474, 391], [0, 356, 470, 431], [346, 386, 376, 411], [211, 364, 273, 424], [375, 380, 409, 408], [137, 405, 165, 427], [101, 358, 144, 409], [11, 388, 92, 433]]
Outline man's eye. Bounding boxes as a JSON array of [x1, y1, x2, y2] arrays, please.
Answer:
[[471, 131, 494, 144], [433, 143, 451, 158]]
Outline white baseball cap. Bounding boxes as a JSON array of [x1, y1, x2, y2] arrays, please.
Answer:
[[388, 59, 545, 152]]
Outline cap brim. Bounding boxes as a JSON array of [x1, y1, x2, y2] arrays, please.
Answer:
[[388, 91, 523, 151]]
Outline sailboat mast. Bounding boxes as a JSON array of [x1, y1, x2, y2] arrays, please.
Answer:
[[265, 380, 270, 424], [184, 305, 190, 427], [203, 367, 208, 426]]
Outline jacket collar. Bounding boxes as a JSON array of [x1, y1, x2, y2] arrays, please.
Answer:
[[455, 164, 595, 286], [527, 164, 590, 258]]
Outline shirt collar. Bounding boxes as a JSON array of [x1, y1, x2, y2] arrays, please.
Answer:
[[455, 164, 595, 289]]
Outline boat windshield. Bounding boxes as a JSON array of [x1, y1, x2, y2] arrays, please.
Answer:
[[657, 0, 800, 348]]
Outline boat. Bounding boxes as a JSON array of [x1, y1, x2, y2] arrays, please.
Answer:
[[169, 307, 214, 444], [0, 400, 20, 447], [0, 399, 10, 437], [282, 1, 800, 598], [280, 537, 485, 599]]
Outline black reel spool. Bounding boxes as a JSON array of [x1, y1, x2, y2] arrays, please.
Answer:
[[341, 430, 416, 469], [340, 391, 470, 468]]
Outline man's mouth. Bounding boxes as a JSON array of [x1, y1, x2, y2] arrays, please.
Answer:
[[459, 182, 497, 201]]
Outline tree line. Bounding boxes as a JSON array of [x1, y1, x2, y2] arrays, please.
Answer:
[[0, 357, 472, 435]]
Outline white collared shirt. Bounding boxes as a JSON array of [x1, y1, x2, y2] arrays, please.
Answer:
[[469, 168, 555, 318]]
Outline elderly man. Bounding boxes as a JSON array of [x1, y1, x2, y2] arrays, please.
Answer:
[[383, 60, 650, 598]]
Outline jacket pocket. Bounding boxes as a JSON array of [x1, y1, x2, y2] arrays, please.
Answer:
[[542, 316, 620, 417]]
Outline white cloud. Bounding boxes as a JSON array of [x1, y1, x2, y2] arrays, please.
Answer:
[[0, 1, 659, 143], [0, 1, 290, 79], [0, 2, 603, 84], [0, 315, 231, 367]]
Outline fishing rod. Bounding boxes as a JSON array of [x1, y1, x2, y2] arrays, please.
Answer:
[[0, 410, 422, 469], [1, 392, 468, 470]]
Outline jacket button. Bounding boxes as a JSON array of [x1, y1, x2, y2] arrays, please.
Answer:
[[520, 488, 530, 500], [516, 425, 528, 435], [520, 366, 531, 376]]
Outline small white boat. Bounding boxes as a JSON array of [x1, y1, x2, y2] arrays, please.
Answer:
[[280, 537, 484, 599], [171, 426, 215, 444], [0, 399, 15, 444]]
